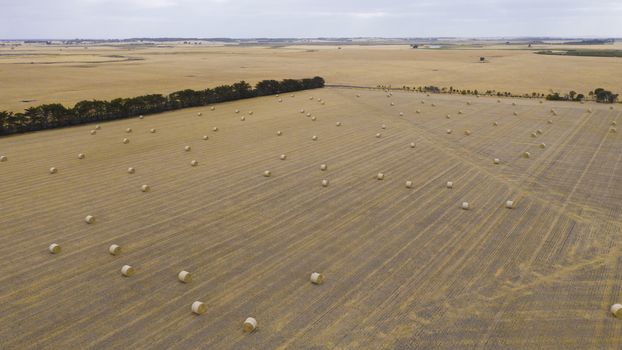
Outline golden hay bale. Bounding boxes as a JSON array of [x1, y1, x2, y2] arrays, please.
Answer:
[[493, 121, 499, 126], [547, 120, 553, 124], [0, 155, 7, 162], [320, 163, 327, 171], [493, 158, 500, 164], [410, 142, 416, 148], [210, 106, 215, 111], [390, 102, 395, 106], [278, 98, 283, 103], [306, 113, 311, 117], [376, 173, 385, 180], [127, 167, 135, 174], [243, 317, 257, 333], [149, 128, 157, 134], [197, 112, 202, 116], [141, 184, 150, 192], [336, 122, 342, 126], [310, 272, 325, 284], [611, 127, 617, 133], [540, 143, 546, 149], [191, 160, 198, 166], [531, 132, 537, 138], [291, 94, 295, 97], [399, 112, 404, 116], [375, 133, 382, 138], [139, 115, 144, 119], [192, 301, 207, 315], [178, 270, 192, 283], [421, 100, 425, 104], [467, 101, 471, 105], [235, 109, 240, 114], [248, 111, 253, 115], [203, 135, 208, 140], [611, 304, 622, 318], [280, 154, 287, 160], [512, 102, 516, 106], [513, 111, 518, 116], [458, 110, 463, 114], [263, 170, 271, 177], [446, 129, 453, 134], [446, 181, 453, 189], [311, 116, 316, 121], [431, 103, 436, 107], [497, 99, 501, 103], [300, 109, 305, 114], [122, 138, 130, 144], [464, 130, 471, 136], [505, 200, 515, 209], [126, 128, 132, 133], [523, 151, 531, 158], [90, 130, 97, 135], [381, 124, 387, 129], [321, 179, 329, 187], [78, 153, 85, 159], [276, 130, 282, 136], [405, 180, 413, 189], [356, 94, 361, 97], [121, 265, 134, 277], [184, 146, 191, 151], [461, 202, 470, 210], [212, 127, 218, 132], [321, 101, 325, 105], [446, 114, 451, 119], [49, 243, 61, 254], [109, 244, 121, 255], [240, 116, 245, 121], [612, 121, 617, 126], [49, 167, 58, 174], [536, 129, 543, 134], [588, 108, 592, 113], [95, 125, 101, 130], [416, 110, 421, 114], [309, 97, 314, 100], [85, 215, 95, 224], [312, 135, 318, 141]]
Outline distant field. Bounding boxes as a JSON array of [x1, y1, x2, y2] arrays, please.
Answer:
[[1, 88, 622, 349], [1, 43, 622, 112], [536, 49, 622, 58]]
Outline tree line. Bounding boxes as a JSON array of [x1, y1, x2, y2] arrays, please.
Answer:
[[546, 88, 618, 103], [0, 76, 325, 136]]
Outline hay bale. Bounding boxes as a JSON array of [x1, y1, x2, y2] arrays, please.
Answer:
[[49, 167, 58, 174], [464, 130, 471, 136], [184, 146, 191, 152], [497, 99, 501, 103], [78, 153, 85, 159], [197, 112, 202, 116], [513, 111, 518, 116], [248, 111, 253, 115], [399, 112, 404, 116], [493, 158, 500, 164], [126, 128, 132, 133], [431, 103, 436, 107], [240, 116, 245, 121], [523, 151, 531, 158], [390, 102, 395, 106], [309, 97, 314, 100], [121, 265, 134, 277], [203, 135, 208, 140], [493, 121, 499, 126], [320, 163, 327, 171], [405, 180, 413, 189], [85, 215, 95, 224], [141, 184, 150, 192], [505, 200, 514, 209], [191, 160, 198, 166], [321, 179, 329, 187], [300, 109, 305, 114], [336, 122, 342, 126], [540, 143, 546, 149], [588, 108, 592, 113], [127, 167, 135, 174], [375, 133, 382, 138], [458, 110, 463, 114], [139, 115, 144, 119], [291, 94, 295, 97], [461, 202, 470, 210], [376, 173, 385, 180], [311, 116, 317, 121], [421, 100, 425, 104], [0, 155, 6, 162], [410, 142, 416, 148], [235, 109, 240, 114], [212, 127, 218, 132], [278, 98, 283, 103], [539, 100, 543, 104], [150, 128, 156, 133], [611, 127, 617, 133], [536, 129, 543, 134], [611, 304, 622, 318], [356, 94, 360, 97], [178, 270, 192, 283], [446, 181, 453, 189], [49, 243, 61, 254], [109, 244, 121, 255], [95, 125, 101, 130], [122, 138, 130, 144], [467, 101, 471, 106], [210, 106, 215, 111], [90, 130, 97, 135], [547, 120, 553, 124], [446, 114, 451, 119], [610, 106, 614, 110], [531, 132, 537, 138], [263, 170, 271, 177], [416, 110, 420, 114], [192, 301, 206, 315], [446, 129, 453, 134], [312, 135, 318, 141], [381, 124, 387, 129], [612, 121, 617, 126], [306, 113, 311, 117], [310, 272, 325, 284], [276, 130, 282, 136], [512, 102, 516, 106], [321, 101, 325, 105], [243, 317, 258, 333], [280, 154, 287, 160]]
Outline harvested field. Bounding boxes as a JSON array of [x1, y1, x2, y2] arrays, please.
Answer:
[[1, 88, 622, 349]]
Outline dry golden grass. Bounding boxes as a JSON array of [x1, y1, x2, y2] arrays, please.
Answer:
[[2, 44, 622, 112], [1, 87, 622, 349]]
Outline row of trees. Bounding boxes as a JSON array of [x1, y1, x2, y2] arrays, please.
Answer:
[[546, 88, 618, 103], [0, 76, 325, 136]]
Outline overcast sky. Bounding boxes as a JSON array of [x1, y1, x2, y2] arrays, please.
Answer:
[[1, 0, 621, 39]]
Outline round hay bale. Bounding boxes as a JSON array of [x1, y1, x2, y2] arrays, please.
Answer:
[[467, 101, 471, 106], [588, 108, 592, 113], [446, 114, 451, 119], [108, 244, 121, 255], [320, 163, 327, 171], [310, 272, 325, 284], [78, 153, 85, 159], [458, 110, 463, 114], [141, 184, 150, 192], [410, 142, 416, 148], [513, 111, 518, 116], [464, 130, 471, 136], [416, 110, 421, 114], [276, 130, 282, 136], [197, 112, 202, 116], [356, 94, 360, 97], [291, 94, 295, 97], [243, 317, 257, 333], [610, 106, 614, 110], [203, 135, 208, 140], [178, 270, 192, 283], [0, 155, 7, 162], [381, 124, 387, 130], [421, 100, 425, 104], [446, 129, 453, 134], [321, 101, 325, 105], [493, 158, 500, 164], [122, 138, 130, 144], [90, 130, 97, 135], [309, 97, 314, 100], [300, 109, 305, 114], [512, 102, 516, 106], [336, 122, 342, 126], [311, 116, 316, 121], [399, 112, 404, 116], [276, 94, 280, 97], [184, 146, 191, 152], [192, 301, 206, 315], [280, 154, 287, 160], [431, 103, 436, 107], [493, 121, 499, 126], [540, 100, 543, 104], [49, 167, 58, 174], [446, 181, 453, 189], [461, 202, 470, 210], [376, 173, 385, 180], [235, 109, 240, 114], [321, 179, 329, 187], [536, 129, 543, 135], [523, 151, 531, 158], [531, 132, 537, 138], [127, 167, 135, 174], [278, 98, 283, 103], [505, 200, 514, 209], [375, 133, 381, 138], [547, 120, 553, 124], [240, 116, 245, 121], [405, 180, 413, 189], [210, 106, 215, 111], [611, 304, 622, 318], [611, 127, 617, 133], [139, 115, 144, 119], [612, 121, 617, 126], [312, 135, 318, 141], [126, 128, 132, 133], [390, 102, 395, 106], [49, 243, 61, 254], [497, 99, 501, 103], [95, 125, 101, 130], [263, 170, 271, 177], [191, 160, 198, 166], [306, 113, 311, 117], [121, 265, 134, 277], [149, 128, 156, 134], [212, 127, 218, 132], [248, 111, 253, 115], [540, 143, 546, 149], [85, 215, 95, 224]]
